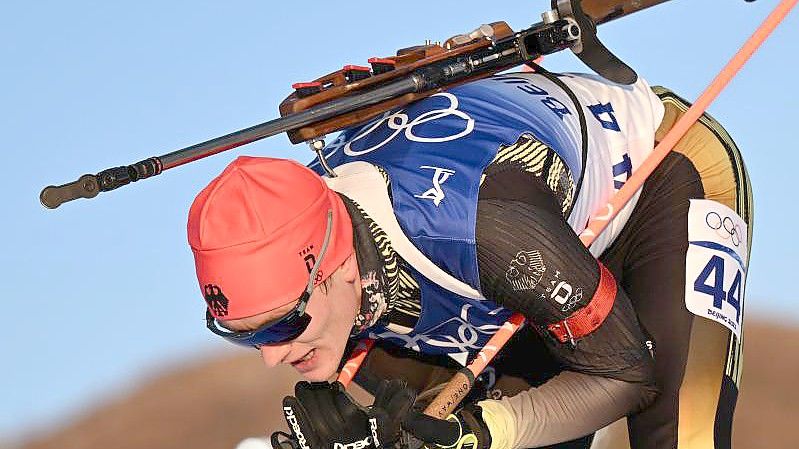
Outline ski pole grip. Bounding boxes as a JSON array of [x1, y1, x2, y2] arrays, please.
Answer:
[[422, 369, 475, 419]]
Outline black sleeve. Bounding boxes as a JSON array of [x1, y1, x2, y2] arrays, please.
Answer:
[[476, 167, 654, 384]]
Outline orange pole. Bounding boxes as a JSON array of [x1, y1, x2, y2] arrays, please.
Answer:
[[337, 338, 375, 387], [339, 0, 798, 403]]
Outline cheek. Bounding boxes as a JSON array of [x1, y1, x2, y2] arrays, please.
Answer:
[[295, 295, 333, 343], [298, 292, 355, 348]]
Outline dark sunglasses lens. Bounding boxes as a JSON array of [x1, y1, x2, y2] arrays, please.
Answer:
[[209, 312, 312, 347], [244, 313, 312, 346]]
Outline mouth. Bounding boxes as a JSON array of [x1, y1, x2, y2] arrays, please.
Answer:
[[290, 349, 317, 371]]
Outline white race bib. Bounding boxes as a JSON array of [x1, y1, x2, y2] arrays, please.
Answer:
[[684, 199, 748, 337]]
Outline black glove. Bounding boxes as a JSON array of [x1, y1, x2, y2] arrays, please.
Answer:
[[366, 379, 492, 449], [403, 404, 492, 449], [272, 380, 415, 449]]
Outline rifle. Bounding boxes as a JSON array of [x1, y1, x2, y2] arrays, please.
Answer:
[[40, 0, 669, 209]]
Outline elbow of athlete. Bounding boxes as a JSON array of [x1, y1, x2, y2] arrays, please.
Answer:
[[613, 348, 660, 413], [632, 356, 660, 412], [637, 377, 660, 412]]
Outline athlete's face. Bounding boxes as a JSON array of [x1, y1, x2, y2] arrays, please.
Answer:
[[220, 253, 361, 381]]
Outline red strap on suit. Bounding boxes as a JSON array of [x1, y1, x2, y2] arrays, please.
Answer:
[[547, 262, 617, 344]]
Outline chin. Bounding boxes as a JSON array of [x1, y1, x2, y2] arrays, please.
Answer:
[[294, 350, 339, 381]]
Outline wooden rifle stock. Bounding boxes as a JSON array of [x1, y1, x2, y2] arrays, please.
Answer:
[[278, 22, 517, 144], [279, 1, 667, 144]]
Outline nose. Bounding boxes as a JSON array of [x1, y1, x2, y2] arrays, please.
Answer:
[[259, 342, 292, 368]]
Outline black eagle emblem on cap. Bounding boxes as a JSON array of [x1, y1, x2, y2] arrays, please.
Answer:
[[204, 284, 229, 317]]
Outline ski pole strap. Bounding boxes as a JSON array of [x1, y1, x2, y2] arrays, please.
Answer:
[[547, 262, 617, 345]]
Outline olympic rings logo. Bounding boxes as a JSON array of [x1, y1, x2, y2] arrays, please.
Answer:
[[375, 304, 503, 355], [323, 93, 475, 158], [705, 211, 742, 247]]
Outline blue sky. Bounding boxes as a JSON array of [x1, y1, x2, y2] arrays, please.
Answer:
[[1, 0, 796, 443]]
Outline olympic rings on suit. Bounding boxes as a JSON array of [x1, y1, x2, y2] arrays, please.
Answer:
[[705, 211, 741, 247]]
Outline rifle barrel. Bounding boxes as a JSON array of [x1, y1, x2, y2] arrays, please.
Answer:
[[39, 76, 422, 209], [160, 77, 421, 170]]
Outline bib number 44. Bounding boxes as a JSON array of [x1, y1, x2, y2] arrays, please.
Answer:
[[693, 254, 742, 324]]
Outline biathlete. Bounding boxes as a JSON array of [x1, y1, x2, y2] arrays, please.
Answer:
[[187, 70, 752, 449]]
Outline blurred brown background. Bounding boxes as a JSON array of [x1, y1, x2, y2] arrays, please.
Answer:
[[11, 319, 798, 449]]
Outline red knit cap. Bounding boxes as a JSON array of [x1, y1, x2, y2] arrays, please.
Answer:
[[187, 156, 353, 320]]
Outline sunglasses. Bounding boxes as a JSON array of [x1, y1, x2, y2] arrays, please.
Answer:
[[206, 210, 333, 347]]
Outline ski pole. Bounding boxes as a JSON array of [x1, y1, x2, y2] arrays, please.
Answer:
[[338, 0, 798, 420]]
